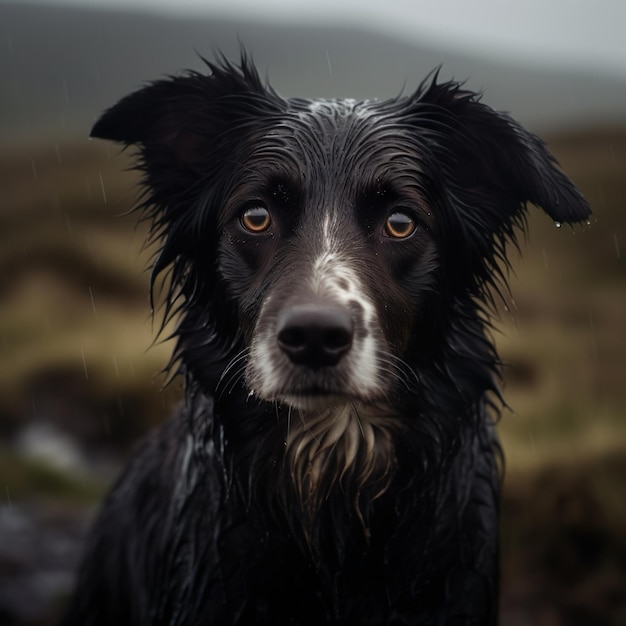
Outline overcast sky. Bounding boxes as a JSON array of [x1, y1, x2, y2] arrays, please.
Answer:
[[28, 0, 626, 76]]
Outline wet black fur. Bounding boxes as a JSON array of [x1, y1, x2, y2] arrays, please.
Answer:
[[61, 55, 590, 625]]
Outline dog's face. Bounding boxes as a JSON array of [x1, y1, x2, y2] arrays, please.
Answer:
[[217, 99, 438, 411], [91, 58, 590, 510]]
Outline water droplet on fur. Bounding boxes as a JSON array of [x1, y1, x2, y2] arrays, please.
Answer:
[[554, 221, 562, 228]]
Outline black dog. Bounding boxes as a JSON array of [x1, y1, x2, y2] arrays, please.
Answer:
[[61, 56, 590, 625]]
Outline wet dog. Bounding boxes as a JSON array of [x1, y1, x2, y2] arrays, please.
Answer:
[[61, 56, 590, 625]]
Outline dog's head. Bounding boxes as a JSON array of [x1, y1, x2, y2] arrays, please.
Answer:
[[92, 57, 589, 408], [92, 57, 590, 515]]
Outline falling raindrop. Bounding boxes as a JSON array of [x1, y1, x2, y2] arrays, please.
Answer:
[[55, 143, 62, 164], [89, 286, 98, 319], [81, 348, 89, 380], [112, 354, 120, 378], [542, 248, 549, 270], [99, 172, 107, 203], [5, 485, 11, 507], [30, 156, 38, 179], [609, 144, 616, 166], [326, 50, 333, 76], [614, 234, 621, 260]]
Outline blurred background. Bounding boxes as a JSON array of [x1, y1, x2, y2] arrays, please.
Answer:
[[1, 0, 625, 624]]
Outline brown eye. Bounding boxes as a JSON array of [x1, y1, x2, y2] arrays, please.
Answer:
[[241, 205, 271, 233], [385, 211, 416, 239]]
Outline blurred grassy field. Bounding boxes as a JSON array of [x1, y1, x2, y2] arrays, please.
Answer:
[[0, 128, 625, 624], [496, 129, 626, 469]]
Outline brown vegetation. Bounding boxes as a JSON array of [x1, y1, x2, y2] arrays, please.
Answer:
[[1, 128, 624, 624]]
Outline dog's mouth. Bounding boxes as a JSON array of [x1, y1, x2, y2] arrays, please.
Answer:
[[276, 389, 356, 411]]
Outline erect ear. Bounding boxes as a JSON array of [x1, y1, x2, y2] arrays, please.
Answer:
[[91, 56, 284, 175], [412, 79, 591, 226]]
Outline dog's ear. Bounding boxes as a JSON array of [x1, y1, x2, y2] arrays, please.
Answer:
[[91, 57, 283, 175], [412, 79, 591, 226], [90, 57, 285, 320]]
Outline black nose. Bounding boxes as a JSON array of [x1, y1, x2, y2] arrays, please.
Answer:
[[277, 305, 353, 369]]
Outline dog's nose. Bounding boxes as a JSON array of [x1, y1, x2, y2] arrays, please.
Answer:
[[277, 305, 353, 369]]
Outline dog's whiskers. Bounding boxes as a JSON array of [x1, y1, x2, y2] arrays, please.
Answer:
[[379, 352, 421, 391], [216, 347, 250, 400]]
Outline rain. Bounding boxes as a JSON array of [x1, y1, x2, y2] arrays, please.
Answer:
[[1, 0, 625, 624]]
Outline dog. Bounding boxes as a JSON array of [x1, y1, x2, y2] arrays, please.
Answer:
[[61, 55, 590, 625]]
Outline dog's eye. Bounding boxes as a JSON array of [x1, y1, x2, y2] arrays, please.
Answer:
[[385, 211, 416, 239], [241, 205, 271, 233]]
